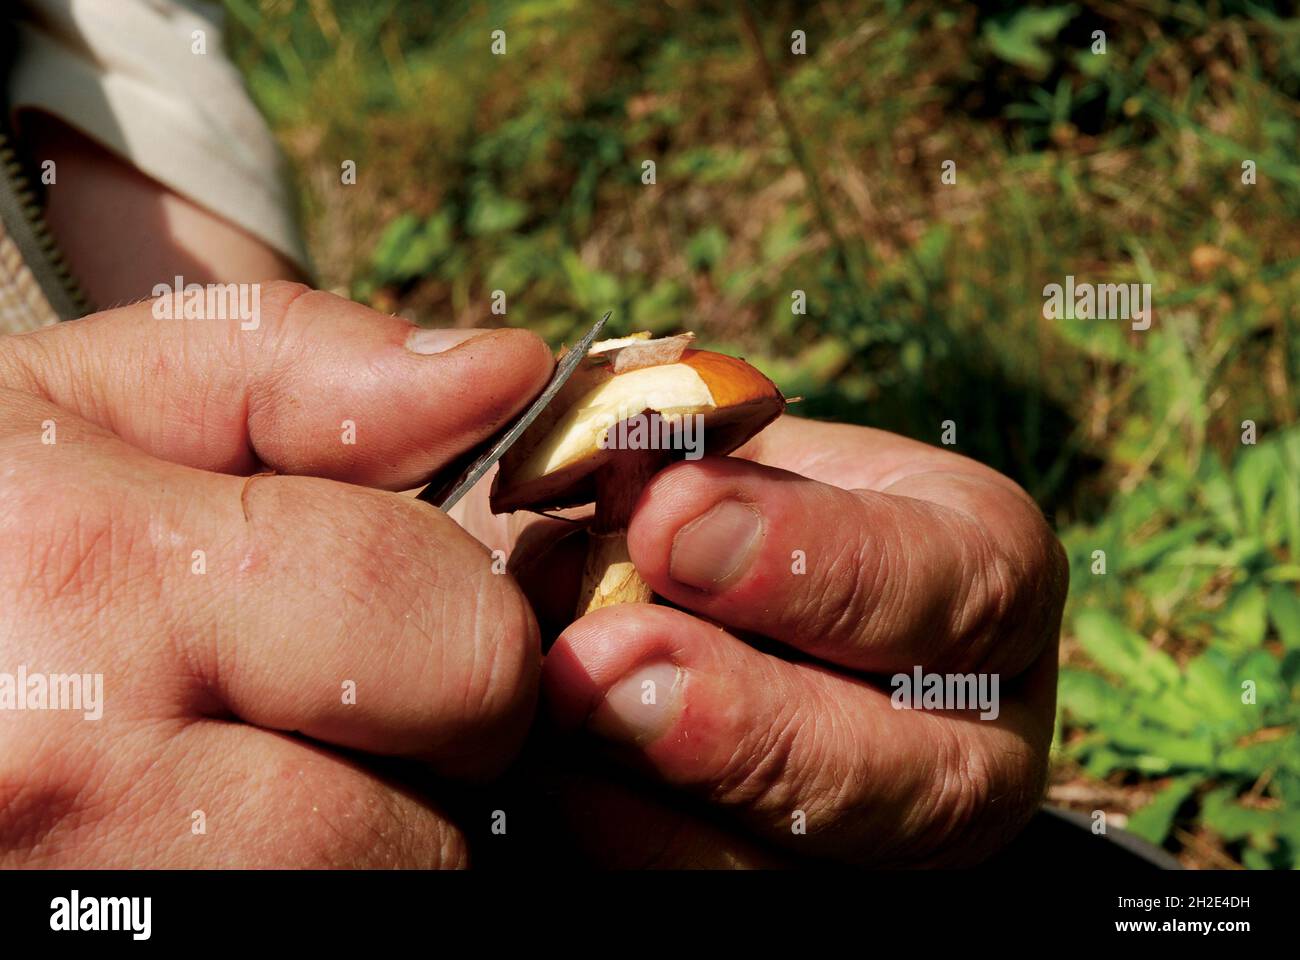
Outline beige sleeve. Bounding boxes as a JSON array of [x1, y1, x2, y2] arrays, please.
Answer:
[[8, 0, 310, 274]]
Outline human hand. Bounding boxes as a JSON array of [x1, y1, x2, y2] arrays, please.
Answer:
[[0, 282, 553, 867], [502, 415, 1067, 867]]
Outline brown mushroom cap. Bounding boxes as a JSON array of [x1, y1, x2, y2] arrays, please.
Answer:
[[490, 339, 784, 513]]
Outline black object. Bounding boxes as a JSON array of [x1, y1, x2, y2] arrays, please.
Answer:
[[982, 805, 1184, 871]]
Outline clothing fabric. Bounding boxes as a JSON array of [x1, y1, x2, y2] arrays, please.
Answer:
[[6, 0, 307, 290]]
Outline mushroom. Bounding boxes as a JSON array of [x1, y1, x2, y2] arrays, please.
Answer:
[[490, 332, 785, 615]]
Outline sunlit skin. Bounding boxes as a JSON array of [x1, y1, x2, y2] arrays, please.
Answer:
[[459, 414, 1067, 867], [0, 285, 1065, 866], [0, 139, 1066, 864], [0, 284, 552, 866], [17, 112, 305, 309]]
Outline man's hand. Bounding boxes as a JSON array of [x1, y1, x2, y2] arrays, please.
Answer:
[[501, 416, 1067, 868], [0, 282, 553, 867]]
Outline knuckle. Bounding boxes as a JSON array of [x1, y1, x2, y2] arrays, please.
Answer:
[[796, 699, 873, 833], [256, 280, 314, 330], [965, 537, 1019, 638], [911, 723, 1046, 866], [934, 729, 993, 845], [237, 280, 315, 360], [413, 524, 540, 745], [904, 723, 990, 863], [795, 515, 893, 656], [471, 576, 539, 714], [710, 686, 807, 815], [952, 507, 1069, 672], [442, 571, 539, 776], [269, 482, 538, 772]]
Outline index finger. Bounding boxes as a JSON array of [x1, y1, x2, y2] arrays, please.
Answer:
[[0, 281, 554, 490]]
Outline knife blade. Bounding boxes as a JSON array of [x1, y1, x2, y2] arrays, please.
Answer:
[[417, 311, 610, 511]]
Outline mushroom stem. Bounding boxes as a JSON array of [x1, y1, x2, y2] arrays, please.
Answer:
[[577, 446, 668, 615]]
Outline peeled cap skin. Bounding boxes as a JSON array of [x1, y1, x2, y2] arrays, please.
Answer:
[[490, 344, 784, 513]]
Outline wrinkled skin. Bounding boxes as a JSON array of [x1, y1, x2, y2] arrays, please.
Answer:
[[0, 280, 1067, 868], [0, 282, 554, 867], [7, 105, 1069, 869], [457, 416, 1068, 867]]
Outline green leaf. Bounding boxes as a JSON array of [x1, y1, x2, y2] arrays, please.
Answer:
[[1239, 648, 1284, 702], [1235, 446, 1277, 536], [485, 236, 550, 293], [1268, 586, 1300, 651], [1183, 649, 1249, 724], [1074, 49, 1108, 78], [1058, 668, 1126, 726], [1201, 787, 1277, 844], [1275, 429, 1300, 552], [665, 146, 748, 184], [629, 279, 687, 334], [1108, 726, 1214, 770], [1073, 609, 1180, 694], [1197, 456, 1242, 536], [1222, 585, 1269, 649], [467, 185, 528, 236], [366, 209, 456, 285], [1281, 650, 1300, 687], [1218, 737, 1291, 777], [1073, 609, 1142, 676], [1119, 521, 1208, 573], [983, 6, 1078, 73], [685, 226, 729, 273], [368, 212, 420, 280], [1080, 746, 1129, 778], [1242, 848, 1273, 870], [1127, 776, 1199, 845], [1139, 686, 1210, 734], [560, 251, 620, 312]]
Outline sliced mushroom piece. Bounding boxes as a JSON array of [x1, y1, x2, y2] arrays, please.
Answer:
[[490, 333, 785, 616]]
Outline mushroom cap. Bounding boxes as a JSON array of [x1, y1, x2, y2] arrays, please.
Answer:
[[490, 338, 784, 513]]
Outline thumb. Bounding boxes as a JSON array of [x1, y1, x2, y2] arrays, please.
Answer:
[[0, 281, 553, 489]]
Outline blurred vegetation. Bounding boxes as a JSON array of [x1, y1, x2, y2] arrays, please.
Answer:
[[223, 0, 1300, 868]]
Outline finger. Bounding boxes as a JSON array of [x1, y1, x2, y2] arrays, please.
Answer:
[[626, 456, 1066, 676], [184, 722, 471, 868], [733, 414, 1035, 499], [5, 713, 469, 868], [544, 604, 1055, 865], [508, 521, 589, 642], [0, 393, 540, 780], [454, 469, 589, 643], [0, 281, 553, 489]]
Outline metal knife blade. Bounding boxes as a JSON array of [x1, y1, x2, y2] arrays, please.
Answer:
[[417, 311, 610, 511]]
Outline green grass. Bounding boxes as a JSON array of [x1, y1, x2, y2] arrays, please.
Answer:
[[222, 0, 1300, 867]]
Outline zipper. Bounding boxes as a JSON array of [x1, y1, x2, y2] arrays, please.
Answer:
[[0, 122, 89, 322]]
